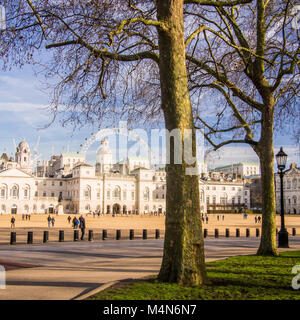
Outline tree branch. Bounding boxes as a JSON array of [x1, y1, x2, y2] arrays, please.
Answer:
[[26, 0, 47, 40], [184, 0, 254, 7]]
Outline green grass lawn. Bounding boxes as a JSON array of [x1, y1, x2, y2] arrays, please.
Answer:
[[87, 251, 300, 300]]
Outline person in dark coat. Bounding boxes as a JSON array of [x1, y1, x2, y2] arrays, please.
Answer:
[[11, 217, 15, 228], [47, 215, 51, 228], [72, 216, 77, 229], [79, 215, 86, 240]]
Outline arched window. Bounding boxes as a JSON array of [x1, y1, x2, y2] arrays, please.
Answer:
[[24, 185, 30, 199], [293, 179, 297, 189], [11, 185, 19, 199], [293, 196, 297, 205], [143, 187, 149, 201], [287, 180, 291, 189], [84, 185, 91, 200], [0, 184, 7, 199], [113, 186, 121, 200]]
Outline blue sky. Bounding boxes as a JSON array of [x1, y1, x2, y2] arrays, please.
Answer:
[[0, 64, 299, 169]]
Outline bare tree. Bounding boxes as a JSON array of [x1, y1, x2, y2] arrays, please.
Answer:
[[0, 0, 257, 284], [185, 0, 299, 255]]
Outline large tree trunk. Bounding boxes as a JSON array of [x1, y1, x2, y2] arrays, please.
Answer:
[[255, 96, 278, 256], [156, 0, 207, 285]]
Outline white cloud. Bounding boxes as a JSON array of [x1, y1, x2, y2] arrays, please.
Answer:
[[0, 102, 46, 112]]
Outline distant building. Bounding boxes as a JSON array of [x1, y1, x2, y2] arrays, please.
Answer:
[[200, 171, 250, 213], [212, 162, 260, 177], [0, 138, 250, 215], [275, 162, 300, 214], [244, 175, 262, 210]]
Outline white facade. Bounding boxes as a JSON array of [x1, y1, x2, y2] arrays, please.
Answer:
[[0, 139, 250, 215], [213, 162, 260, 177], [275, 163, 300, 214]]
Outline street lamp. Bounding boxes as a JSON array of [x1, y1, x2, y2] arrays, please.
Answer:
[[275, 147, 289, 248]]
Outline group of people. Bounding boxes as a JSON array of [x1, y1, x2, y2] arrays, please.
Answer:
[[68, 215, 86, 240], [254, 216, 262, 224], [22, 214, 31, 221], [47, 215, 55, 228]]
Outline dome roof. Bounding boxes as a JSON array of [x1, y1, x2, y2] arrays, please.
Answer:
[[18, 138, 30, 150], [97, 138, 112, 155]]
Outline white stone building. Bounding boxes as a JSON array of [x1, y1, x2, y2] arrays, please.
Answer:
[[0, 138, 250, 215], [212, 162, 260, 177], [275, 162, 300, 214]]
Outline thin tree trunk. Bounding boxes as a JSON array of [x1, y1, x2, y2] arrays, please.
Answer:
[[156, 0, 207, 285], [255, 97, 278, 256]]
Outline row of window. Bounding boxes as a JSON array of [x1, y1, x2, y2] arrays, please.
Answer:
[[206, 196, 243, 205], [0, 186, 30, 199], [278, 179, 300, 190], [36, 181, 64, 187], [206, 186, 243, 191]]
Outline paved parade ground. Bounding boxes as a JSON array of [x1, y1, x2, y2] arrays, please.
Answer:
[[0, 213, 299, 300]]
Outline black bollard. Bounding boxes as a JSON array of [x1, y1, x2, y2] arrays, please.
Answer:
[[129, 229, 134, 240], [204, 229, 207, 238], [59, 230, 64, 242], [116, 229, 121, 240], [214, 229, 219, 238], [236, 228, 240, 237], [102, 229, 107, 240], [27, 231, 33, 244], [74, 229, 79, 241], [43, 231, 49, 243], [292, 228, 296, 236], [155, 229, 160, 239], [88, 230, 93, 241], [143, 229, 147, 240], [10, 232, 16, 245], [246, 228, 250, 237], [225, 228, 230, 237], [256, 228, 260, 237]]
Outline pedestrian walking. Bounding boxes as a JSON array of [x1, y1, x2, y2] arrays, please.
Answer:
[[255, 216, 257, 224], [222, 215, 224, 221], [11, 217, 15, 228], [22, 214, 25, 221], [47, 215, 51, 228], [217, 215, 219, 221], [67, 216, 71, 224], [72, 216, 77, 228], [258, 216, 261, 223], [51, 217, 55, 227], [79, 215, 86, 240], [206, 216, 208, 224], [28, 214, 31, 221]]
